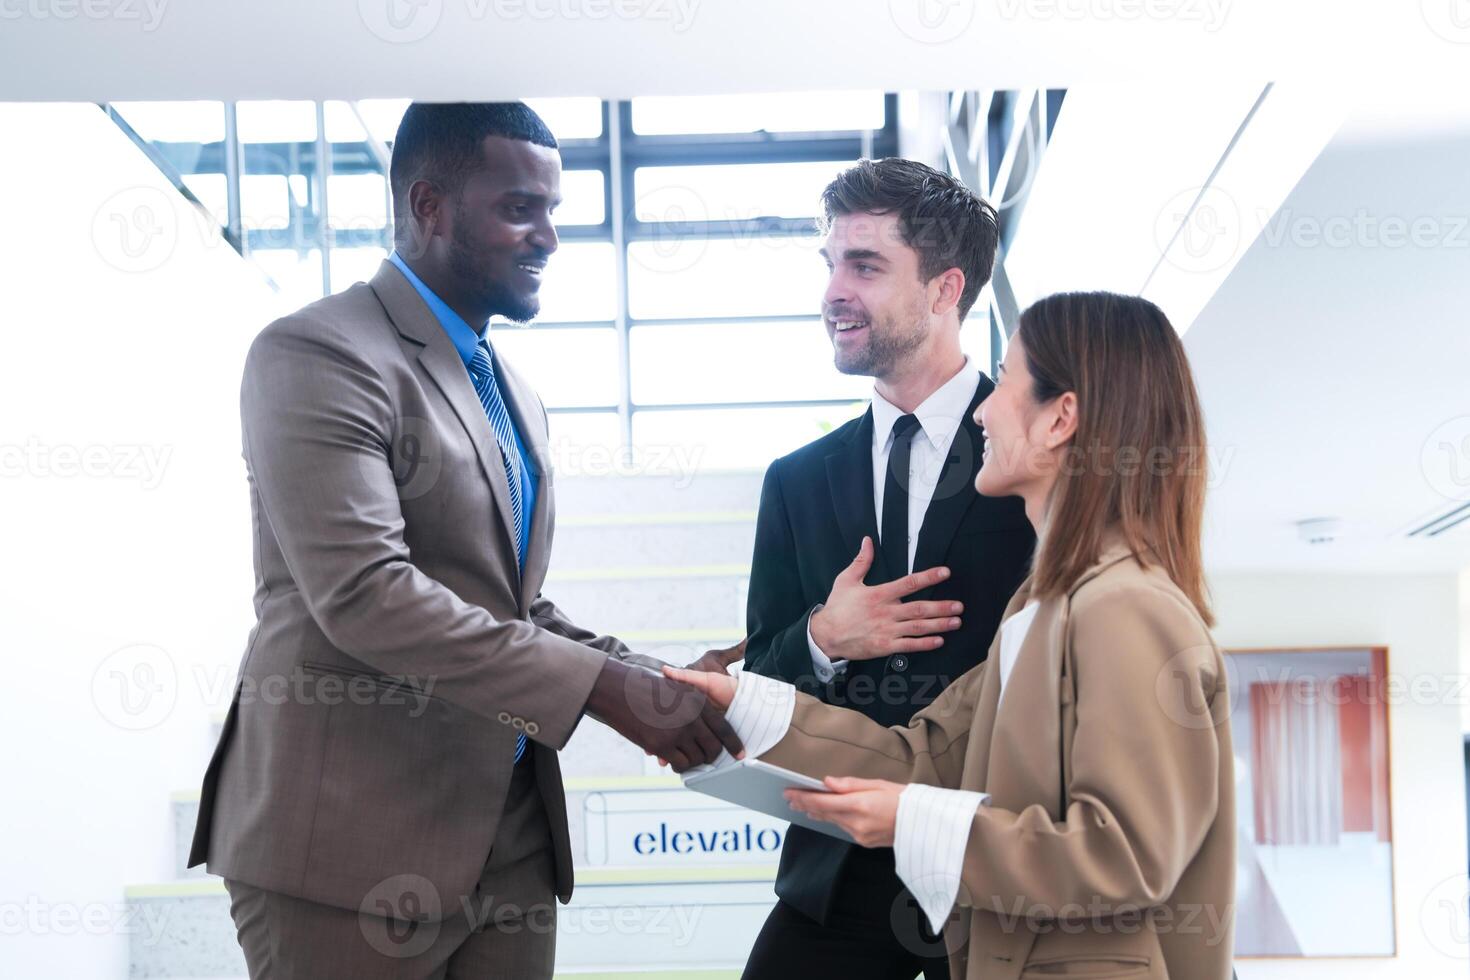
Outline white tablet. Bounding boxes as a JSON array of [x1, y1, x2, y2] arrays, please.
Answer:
[[684, 757, 856, 843]]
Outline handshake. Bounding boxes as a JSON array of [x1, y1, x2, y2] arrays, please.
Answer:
[[583, 537, 960, 772]]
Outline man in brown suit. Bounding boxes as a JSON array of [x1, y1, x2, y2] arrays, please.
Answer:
[[188, 102, 741, 979]]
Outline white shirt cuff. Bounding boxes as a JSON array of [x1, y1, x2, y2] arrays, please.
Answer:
[[805, 604, 847, 682], [894, 783, 990, 934], [683, 669, 796, 777]]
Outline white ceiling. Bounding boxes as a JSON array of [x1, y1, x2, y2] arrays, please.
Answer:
[[1187, 99, 1470, 574], [4, 1, 1466, 578], [3, 0, 1469, 102]]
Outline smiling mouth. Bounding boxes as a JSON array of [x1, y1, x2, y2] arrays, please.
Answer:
[[830, 318, 869, 335], [516, 261, 545, 279]]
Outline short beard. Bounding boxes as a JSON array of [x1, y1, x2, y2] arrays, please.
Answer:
[[833, 295, 928, 378], [446, 206, 540, 324]]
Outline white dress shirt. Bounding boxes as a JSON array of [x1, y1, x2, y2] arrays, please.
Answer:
[[806, 358, 982, 682], [726, 597, 1042, 934]]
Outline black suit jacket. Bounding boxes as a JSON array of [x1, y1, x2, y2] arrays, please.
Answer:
[[742, 373, 1035, 924]]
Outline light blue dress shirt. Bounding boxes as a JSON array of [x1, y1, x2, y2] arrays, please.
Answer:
[[388, 251, 538, 567]]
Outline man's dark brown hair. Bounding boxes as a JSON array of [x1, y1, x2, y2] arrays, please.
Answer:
[[818, 157, 998, 321]]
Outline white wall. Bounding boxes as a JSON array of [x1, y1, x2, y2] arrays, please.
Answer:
[[1209, 570, 1469, 979], [0, 103, 279, 977]]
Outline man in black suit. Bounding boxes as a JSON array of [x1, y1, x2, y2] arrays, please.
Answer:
[[737, 159, 1036, 978]]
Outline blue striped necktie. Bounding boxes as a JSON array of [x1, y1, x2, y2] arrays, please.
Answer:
[[467, 339, 530, 764]]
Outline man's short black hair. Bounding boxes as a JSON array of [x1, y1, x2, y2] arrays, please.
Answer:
[[389, 102, 557, 240], [818, 158, 998, 322]]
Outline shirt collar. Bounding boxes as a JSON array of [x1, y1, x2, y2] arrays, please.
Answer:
[[871, 356, 981, 452], [388, 251, 488, 370]]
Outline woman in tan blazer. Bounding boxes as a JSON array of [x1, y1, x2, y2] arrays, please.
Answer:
[[669, 291, 1234, 980]]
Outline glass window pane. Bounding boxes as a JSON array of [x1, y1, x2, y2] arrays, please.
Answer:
[[236, 100, 318, 143], [329, 246, 388, 292], [181, 173, 228, 227], [634, 160, 852, 223], [109, 100, 224, 142], [556, 170, 605, 226], [490, 327, 619, 409], [627, 235, 823, 320], [631, 92, 884, 136], [960, 300, 995, 376], [633, 404, 866, 471], [253, 248, 324, 311], [631, 321, 869, 406], [240, 174, 295, 231], [546, 412, 622, 473], [525, 97, 603, 140], [327, 173, 389, 231], [323, 100, 369, 143], [529, 241, 617, 323], [356, 98, 411, 145]]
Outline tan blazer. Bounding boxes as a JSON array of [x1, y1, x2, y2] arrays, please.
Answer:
[[189, 260, 657, 916], [760, 531, 1235, 980]]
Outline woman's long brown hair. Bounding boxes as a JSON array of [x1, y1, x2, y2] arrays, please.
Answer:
[[1018, 291, 1214, 626]]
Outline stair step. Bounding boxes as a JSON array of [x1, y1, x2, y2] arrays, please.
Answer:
[[550, 513, 756, 571], [552, 473, 763, 517], [127, 868, 776, 977], [543, 574, 748, 635]]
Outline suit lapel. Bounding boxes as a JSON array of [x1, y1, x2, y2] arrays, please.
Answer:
[[369, 261, 523, 586], [986, 594, 1067, 814], [964, 575, 1031, 788], [824, 409, 886, 584], [494, 353, 553, 616], [911, 375, 992, 577], [982, 535, 1146, 817]]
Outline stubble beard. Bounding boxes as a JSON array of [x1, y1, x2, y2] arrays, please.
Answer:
[[833, 295, 929, 378]]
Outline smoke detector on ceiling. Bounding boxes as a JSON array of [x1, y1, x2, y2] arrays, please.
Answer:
[[1296, 517, 1344, 545]]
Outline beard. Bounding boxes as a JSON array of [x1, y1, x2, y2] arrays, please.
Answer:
[[446, 209, 541, 324], [832, 294, 928, 377]]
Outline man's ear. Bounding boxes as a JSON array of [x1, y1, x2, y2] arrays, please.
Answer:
[[408, 179, 445, 236], [931, 267, 966, 317]]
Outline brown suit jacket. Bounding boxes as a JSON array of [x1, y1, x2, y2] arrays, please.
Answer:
[[189, 260, 656, 917], [760, 532, 1235, 980]]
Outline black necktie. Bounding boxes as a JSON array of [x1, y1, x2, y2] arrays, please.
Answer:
[[880, 413, 922, 582]]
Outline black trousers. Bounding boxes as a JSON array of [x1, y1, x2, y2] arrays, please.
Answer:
[[742, 848, 951, 980]]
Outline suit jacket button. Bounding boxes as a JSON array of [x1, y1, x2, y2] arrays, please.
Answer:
[[891, 655, 909, 672], [512, 717, 525, 729], [525, 721, 539, 736], [498, 711, 512, 724]]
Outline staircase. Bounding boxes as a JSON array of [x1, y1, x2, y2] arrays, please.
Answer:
[[126, 471, 783, 979]]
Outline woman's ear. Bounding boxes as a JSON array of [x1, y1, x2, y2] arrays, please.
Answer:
[[1047, 391, 1079, 448]]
